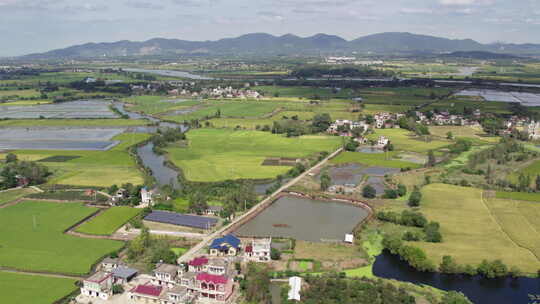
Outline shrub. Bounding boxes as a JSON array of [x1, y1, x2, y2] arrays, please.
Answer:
[[362, 185, 377, 198], [408, 188, 422, 207]]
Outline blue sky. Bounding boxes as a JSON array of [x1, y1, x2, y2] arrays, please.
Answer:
[[0, 0, 539, 56]]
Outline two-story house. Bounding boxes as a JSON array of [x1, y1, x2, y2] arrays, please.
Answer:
[[152, 264, 182, 288], [80, 271, 113, 300], [245, 238, 272, 262]]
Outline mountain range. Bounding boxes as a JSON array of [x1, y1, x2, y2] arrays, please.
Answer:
[[21, 32, 540, 59]]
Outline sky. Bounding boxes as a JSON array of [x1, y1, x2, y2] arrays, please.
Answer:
[[0, 0, 539, 56]]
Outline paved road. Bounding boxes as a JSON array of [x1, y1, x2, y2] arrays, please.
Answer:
[[177, 148, 343, 263]]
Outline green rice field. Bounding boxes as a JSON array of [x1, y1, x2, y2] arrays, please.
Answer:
[[367, 129, 451, 153], [75, 206, 142, 235], [0, 271, 78, 304], [331, 151, 422, 169], [0, 188, 37, 206], [166, 129, 341, 182], [495, 191, 540, 202], [0, 133, 151, 187], [0, 201, 123, 274]]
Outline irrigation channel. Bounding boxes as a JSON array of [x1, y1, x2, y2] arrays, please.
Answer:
[[114, 102, 540, 304]]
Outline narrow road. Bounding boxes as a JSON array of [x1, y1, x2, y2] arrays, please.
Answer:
[[177, 148, 343, 263], [0, 267, 85, 280]]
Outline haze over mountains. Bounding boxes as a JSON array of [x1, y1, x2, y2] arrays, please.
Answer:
[[22, 32, 540, 59]]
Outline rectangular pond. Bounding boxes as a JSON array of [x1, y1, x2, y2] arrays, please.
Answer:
[[0, 127, 125, 151], [235, 195, 369, 242], [0, 100, 118, 119], [455, 89, 540, 106]]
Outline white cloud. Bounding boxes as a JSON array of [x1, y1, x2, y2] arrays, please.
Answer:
[[400, 8, 433, 14], [440, 0, 493, 6]]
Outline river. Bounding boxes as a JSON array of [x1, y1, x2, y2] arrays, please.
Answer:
[[373, 251, 540, 304]]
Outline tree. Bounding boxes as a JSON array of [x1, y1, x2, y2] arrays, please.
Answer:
[[112, 285, 124, 294], [362, 185, 377, 198], [5, 153, 17, 163], [189, 191, 208, 214], [427, 150, 436, 167], [397, 184, 407, 197], [344, 138, 359, 151], [270, 248, 281, 260], [408, 188, 422, 207], [320, 170, 331, 191], [446, 131, 454, 140], [440, 255, 459, 274], [311, 113, 332, 133], [536, 175, 540, 192], [441, 291, 473, 304]]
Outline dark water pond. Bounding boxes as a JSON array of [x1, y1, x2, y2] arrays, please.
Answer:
[[236, 195, 369, 242], [361, 167, 400, 176], [374, 251, 540, 304]]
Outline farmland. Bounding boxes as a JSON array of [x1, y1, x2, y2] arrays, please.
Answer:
[[414, 184, 540, 273], [0, 188, 37, 206], [122, 95, 201, 115], [0, 201, 123, 274], [495, 191, 540, 202], [165, 100, 279, 122], [429, 125, 499, 144], [331, 151, 422, 169], [367, 129, 451, 153], [166, 129, 341, 182], [0, 271, 78, 304], [0, 133, 151, 187], [75, 207, 142, 235]]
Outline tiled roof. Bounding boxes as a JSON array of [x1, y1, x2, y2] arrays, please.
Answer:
[[155, 263, 179, 275], [131, 285, 162, 297], [188, 257, 209, 266], [245, 245, 253, 253], [209, 234, 240, 250], [112, 267, 138, 279], [196, 273, 228, 285], [86, 271, 111, 283]]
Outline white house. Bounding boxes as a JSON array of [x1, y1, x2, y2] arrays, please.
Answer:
[[245, 238, 272, 262], [141, 187, 154, 205], [344, 234, 354, 244], [80, 271, 113, 300]]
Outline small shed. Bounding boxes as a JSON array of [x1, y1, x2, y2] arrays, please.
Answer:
[[288, 276, 302, 301], [344, 234, 354, 244], [112, 267, 138, 284]]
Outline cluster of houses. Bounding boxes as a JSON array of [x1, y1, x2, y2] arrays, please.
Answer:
[[79, 235, 272, 304], [414, 110, 481, 126], [500, 116, 540, 140], [167, 86, 261, 100]]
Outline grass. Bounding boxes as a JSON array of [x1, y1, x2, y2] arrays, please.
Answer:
[[496, 191, 540, 202], [75, 207, 142, 235], [0, 133, 151, 187], [0, 201, 123, 274], [510, 160, 540, 183], [0, 100, 52, 106], [253, 86, 355, 99], [484, 197, 540, 262], [0, 89, 41, 98], [363, 104, 412, 115], [122, 95, 201, 115], [414, 184, 540, 273], [331, 151, 422, 169], [429, 126, 500, 144], [444, 145, 492, 169], [367, 129, 451, 153], [165, 100, 278, 122], [294, 241, 362, 262], [0, 119, 149, 127], [207, 118, 274, 129], [166, 129, 341, 182], [171, 247, 188, 256], [0, 271, 78, 304], [0, 188, 37, 206]]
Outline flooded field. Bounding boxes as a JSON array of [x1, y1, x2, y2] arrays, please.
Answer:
[[357, 147, 383, 154], [0, 100, 117, 119], [455, 89, 540, 106], [361, 166, 400, 176], [236, 195, 369, 242], [365, 176, 386, 196], [323, 163, 365, 186], [0, 127, 124, 150]]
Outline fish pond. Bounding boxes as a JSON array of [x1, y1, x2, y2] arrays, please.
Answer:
[[0, 100, 117, 119], [235, 195, 369, 242]]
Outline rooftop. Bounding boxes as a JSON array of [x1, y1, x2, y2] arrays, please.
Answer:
[[188, 257, 209, 267], [155, 263, 179, 275], [209, 234, 240, 250], [196, 273, 228, 285], [131, 284, 163, 297], [112, 267, 138, 279], [86, 271, 111, 284]]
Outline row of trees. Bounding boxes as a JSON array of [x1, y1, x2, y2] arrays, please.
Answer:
[[0, 154, 50, 190]]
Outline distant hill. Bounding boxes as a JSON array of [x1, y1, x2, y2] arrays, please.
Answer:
[[21, 32, 540, 59], [442, 51, 520, 60]]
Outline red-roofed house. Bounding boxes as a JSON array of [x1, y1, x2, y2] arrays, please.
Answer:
[[195, 273, 234, 302], [128, 284, 163, 302], [188, 257, 209, 272]]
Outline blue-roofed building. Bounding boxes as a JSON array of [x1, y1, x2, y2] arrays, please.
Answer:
[[209, 234, 241, 256]]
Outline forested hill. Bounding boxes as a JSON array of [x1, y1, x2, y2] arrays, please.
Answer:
[[22, 32, 540, 59]]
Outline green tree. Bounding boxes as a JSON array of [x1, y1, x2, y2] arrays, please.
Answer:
[[408, 187, 422, 207], [427, 150, 436, 167], [189, 191, 208, 214], [362, 185, 377, 198], [446, 131, 454, 140], [440, 256, 459, 274], [320, 170, 331, 191], [441, 291, 473, 304], [397, 184, 407, 197], [270, 248, 281, 260], [536, 175, 540, 192], [5, 153, 17, 163], [311, 113, 332, 133]]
